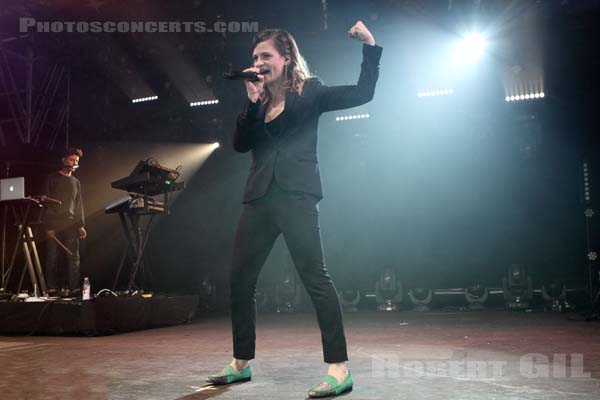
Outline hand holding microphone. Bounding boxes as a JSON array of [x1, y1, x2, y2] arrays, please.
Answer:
[[223, 67, 266, 103], [241, 67, 265, 103]]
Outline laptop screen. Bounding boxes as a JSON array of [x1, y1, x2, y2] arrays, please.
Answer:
[[0, 177, 25, 201]]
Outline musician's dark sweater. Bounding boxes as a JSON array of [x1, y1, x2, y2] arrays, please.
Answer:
[[43, 171, 85, 230]]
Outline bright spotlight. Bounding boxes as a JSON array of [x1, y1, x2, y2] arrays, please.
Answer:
[[454, 33, 486, 64], [213, 142, 220, 149]]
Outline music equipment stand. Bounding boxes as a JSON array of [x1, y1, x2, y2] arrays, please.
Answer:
[[108, 160, 184, 291], [1, 197, 51, 295]]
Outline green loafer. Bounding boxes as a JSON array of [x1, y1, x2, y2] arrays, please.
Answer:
[[308, 371, 353, 398], [206, 364, 252, 385]]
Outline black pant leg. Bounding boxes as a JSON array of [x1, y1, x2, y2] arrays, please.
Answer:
[[277, 190, 348, 363], [45, 236, 60, 290], [230, 197, 280, 360], [64, 231, 81, 292]]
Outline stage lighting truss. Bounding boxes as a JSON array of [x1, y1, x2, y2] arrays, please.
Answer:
[[417, 89, 454, 98], [190, 99, 219, 107], [335, 113, 370, 122], [505, 92, 545, 102], [131, 95, 158, 103]]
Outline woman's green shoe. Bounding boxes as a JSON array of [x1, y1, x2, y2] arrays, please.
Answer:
[[308, 371, 353, 398], [206, 364, 252, 385]]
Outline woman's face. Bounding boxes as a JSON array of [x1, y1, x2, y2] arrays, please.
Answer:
[[253, 38, 288, 86]]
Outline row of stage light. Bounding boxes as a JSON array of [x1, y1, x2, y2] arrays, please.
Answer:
[[130, 96, 220, 106], [131, 34, 545, 111], [334, 89, 546, 122], [134, 91, 544, 104], [417, 89, 454, 97], [131, 95, 158, 103], [505, 92, 545, 102], [335, 114, 370, 121], [132, 92, 546, 123], [129, 95, 373, 123], [416, 89, 546, 101]]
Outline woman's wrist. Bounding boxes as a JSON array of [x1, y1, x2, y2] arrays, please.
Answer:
[[248, 91, 262, 103], [363, 37, 376, 46]]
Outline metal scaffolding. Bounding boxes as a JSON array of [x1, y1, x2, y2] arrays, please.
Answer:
[[0, 34, 71, 150]]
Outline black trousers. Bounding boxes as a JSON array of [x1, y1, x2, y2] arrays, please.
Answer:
[[230, 181, 348, 363], [45, 225, 81, 291]]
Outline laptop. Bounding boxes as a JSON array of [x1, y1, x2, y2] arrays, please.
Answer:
[[0, 177, 25, 201]]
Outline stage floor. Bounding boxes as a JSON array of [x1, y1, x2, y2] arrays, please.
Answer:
[[1, 310, 599, 399]]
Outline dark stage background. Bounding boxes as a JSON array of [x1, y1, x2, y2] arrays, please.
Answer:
[[1, 0, 598, 306]]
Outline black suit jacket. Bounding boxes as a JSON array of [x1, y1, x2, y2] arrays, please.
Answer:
[[233, 43, 383, 203]]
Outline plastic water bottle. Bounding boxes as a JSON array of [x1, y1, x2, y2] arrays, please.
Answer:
[[83, 277, 91, 300]]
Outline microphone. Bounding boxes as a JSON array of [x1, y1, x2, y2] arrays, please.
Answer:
[[223, 71, 263, 82], [62, 163, 79, 170]]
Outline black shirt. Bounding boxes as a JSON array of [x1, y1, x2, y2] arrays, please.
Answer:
[[265, 109, 285, 137], [43, 171, 85, 229]]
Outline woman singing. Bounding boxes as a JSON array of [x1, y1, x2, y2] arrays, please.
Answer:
[[207, 20, 382, 398]]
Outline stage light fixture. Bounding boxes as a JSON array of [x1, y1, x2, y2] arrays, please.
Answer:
[[585, 209, 594, 218], [541, 283, 570, 312], [417, 89, 454, 98], [197, 274, 217, 312], [275, 267, 302, 313], [338, 289, 361, 312], [190, 99, 219, 107], [408, 287, 432, 312], [335, 113, 370, 122], [582, 162, 592, 203], [505, 92, 545, 102], [255, 288, 270, 312], [375, 267, 403, 311], [502, 264, 533, 310], [454, 33, 486, 64], [464, 284, 489, 310], [131, 95, 158, 103]]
